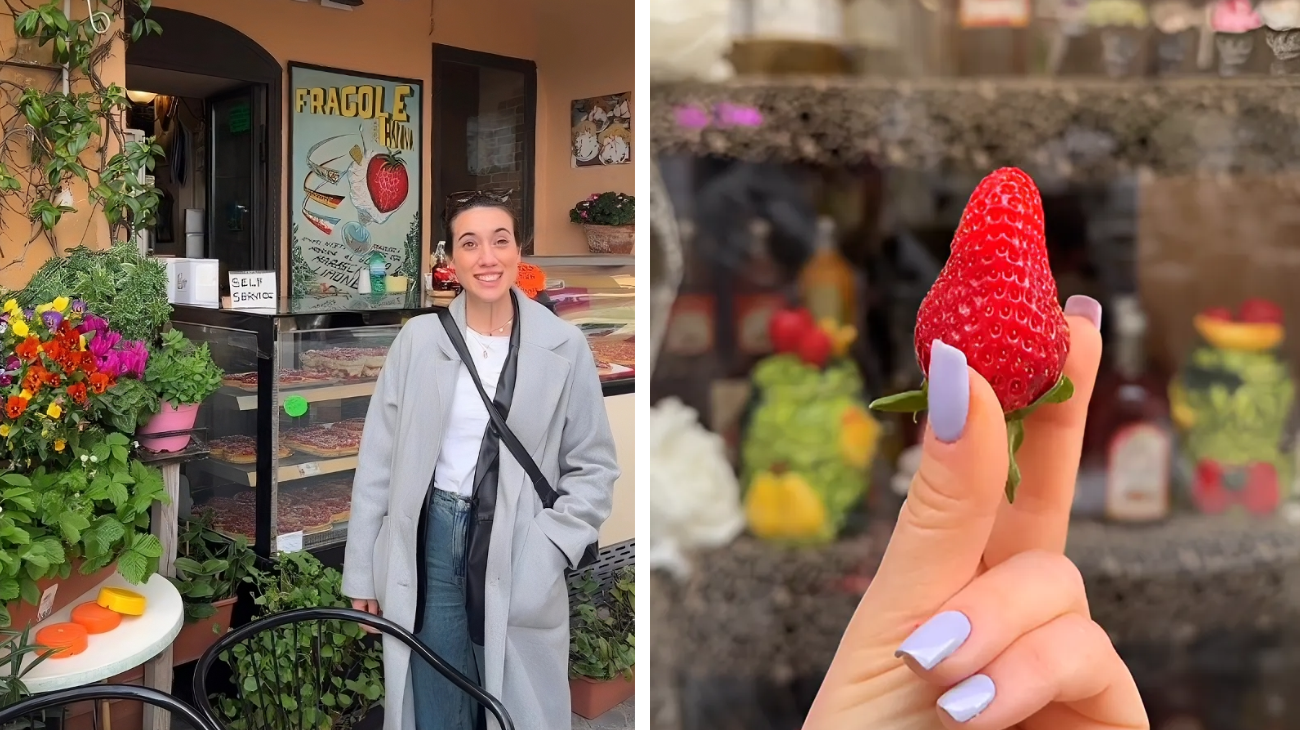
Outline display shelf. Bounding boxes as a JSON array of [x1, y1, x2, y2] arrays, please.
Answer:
[[650, 76, 1300, 177], [196, 453, 359, 487], [218, 380, 377, 411]]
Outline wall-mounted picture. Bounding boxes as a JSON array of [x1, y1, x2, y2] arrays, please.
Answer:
[[571, 92, 632, 168], [288, 62, 423, 297]]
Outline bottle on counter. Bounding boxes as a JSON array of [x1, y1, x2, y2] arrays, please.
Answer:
[[367, 250, 388, 295], [798, 217, 858, 327], [431, 240, 461, 293], [1093, 294, 1173, 523]]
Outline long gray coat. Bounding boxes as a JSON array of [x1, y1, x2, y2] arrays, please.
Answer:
[[341, 291, 620, 730]]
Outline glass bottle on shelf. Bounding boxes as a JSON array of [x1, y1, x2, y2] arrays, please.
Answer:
[[798, 217, 857, 327], [432, 240, 461, 293], [957, 0, 1033, 74], [730, 0, 851, 75], [1093, 294, 1173, 523]]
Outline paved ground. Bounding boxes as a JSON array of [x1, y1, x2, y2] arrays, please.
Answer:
[[573, 696, 634, 729]]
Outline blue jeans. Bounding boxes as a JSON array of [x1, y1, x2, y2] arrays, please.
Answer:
[[413, 489, 485, 730]]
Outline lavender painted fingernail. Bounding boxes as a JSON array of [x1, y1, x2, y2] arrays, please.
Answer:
[[1064, 295, 1103, 330], [928, 340, 969, 444], [937, 674, 996, 723], [895, 611, 972, 670]]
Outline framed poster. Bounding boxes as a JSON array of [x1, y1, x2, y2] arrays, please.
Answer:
[[288, 63, 424, 298]]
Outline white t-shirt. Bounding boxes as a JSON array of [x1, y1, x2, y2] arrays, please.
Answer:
[[432, 328, 511, 497]]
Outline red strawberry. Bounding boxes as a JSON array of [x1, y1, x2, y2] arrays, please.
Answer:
[[1238, 298, 1283, 325], [366, 152, 409, 213], [869, 167, 1073, 501], [796, 327, 833, 369], [769, 308, 814, 354]]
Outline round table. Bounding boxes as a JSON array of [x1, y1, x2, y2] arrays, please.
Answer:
[[20, 572, 184, 694]]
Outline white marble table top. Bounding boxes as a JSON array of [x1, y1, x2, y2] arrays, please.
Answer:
[[17, 572, 184, 694]]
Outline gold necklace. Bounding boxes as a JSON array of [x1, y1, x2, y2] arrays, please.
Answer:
[[468, 318, 512, 358]]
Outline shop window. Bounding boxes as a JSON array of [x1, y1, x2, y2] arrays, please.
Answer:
[[433, 45, 537, 253]]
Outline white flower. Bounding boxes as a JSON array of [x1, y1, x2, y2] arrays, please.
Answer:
[[89, 455, 98, 463], [649, 397, 744, 579], [80, 454, 88, 463]]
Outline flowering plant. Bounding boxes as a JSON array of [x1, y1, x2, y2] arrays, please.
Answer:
[[0, 296, 149, 465], [569, 192, 634, 227]]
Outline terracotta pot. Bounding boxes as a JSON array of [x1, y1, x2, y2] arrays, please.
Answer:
[[171, 596, 238, 665], [138, 401, 200, 452], [4, 560, 118, 630], [569, 672, 634, 720], [580, 224, 635, 255]]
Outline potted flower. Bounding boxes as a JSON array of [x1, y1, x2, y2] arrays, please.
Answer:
[[170, 510, 256, 665], [0, 298, 166, 629], [568, 567, 634, 719], [139, 328, 223, 452], [569, 192, 634, 255]]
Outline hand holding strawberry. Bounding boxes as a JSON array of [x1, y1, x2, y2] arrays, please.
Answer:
[[870, 167, 1073, 502]]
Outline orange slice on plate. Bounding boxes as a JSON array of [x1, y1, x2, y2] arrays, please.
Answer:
[[36, 622, 89, 658], [72, 601, 123, 633]]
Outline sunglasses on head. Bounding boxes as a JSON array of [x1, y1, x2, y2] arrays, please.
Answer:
[[446, 188, 513, 213]]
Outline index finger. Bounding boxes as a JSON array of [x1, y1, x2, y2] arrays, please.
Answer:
[[984, 298, 1104, 567]]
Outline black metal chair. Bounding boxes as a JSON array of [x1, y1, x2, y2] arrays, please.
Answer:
[[191, 607, 514, 730], [0, 684, 219, 730]]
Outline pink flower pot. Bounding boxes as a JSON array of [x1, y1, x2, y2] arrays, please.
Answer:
[[138, 401, 200, 452]]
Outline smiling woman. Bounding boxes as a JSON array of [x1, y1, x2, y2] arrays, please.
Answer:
[[341, 188, 620, 730]]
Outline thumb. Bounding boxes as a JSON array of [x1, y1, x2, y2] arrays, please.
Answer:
[[863, 340, 1010, 622]]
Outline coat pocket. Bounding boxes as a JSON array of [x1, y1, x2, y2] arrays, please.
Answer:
[[508, 521, 569, 630], [373, 516, 391, 607]]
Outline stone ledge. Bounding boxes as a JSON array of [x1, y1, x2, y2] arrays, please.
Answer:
[[650, 77, 1300, 178]]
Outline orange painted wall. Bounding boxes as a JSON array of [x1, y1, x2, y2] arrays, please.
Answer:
[[150, 0, 631, 268], [535, 0, 636, 254], [155, 0, 548, 280]]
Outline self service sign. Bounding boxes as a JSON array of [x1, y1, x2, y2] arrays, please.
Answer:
[[229, 271, 278, 309]]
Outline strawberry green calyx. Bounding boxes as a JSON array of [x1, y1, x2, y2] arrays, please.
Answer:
[[868, 375, 1075, 503]]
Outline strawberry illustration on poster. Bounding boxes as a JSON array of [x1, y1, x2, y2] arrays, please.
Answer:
[[288, 63, 423, 299]]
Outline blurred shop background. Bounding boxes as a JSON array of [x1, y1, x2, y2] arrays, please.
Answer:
[[647, 1, 1300, 729]]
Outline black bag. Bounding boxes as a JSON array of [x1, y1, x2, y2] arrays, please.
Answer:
[[437, 297, 598, 645]]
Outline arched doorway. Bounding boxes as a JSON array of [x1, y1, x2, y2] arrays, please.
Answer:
[[125, 7, 281, 276]]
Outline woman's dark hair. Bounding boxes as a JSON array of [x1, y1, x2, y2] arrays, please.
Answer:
[[443, 189, 522, 246]]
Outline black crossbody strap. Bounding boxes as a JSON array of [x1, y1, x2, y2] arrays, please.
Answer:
[[437, 308, 561, 509]]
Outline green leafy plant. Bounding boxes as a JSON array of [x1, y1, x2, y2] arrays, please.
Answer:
[[1, 0, 164, 273], [569, 192, 634, 227], [18, 244, 171, 343], [144, 329, 223, 406], [0, 626, 51, 712], [213, 551, 383, 730], [568, 567, 634, 682], [172, 511, 255, 623], [0, 431, 166, 628]]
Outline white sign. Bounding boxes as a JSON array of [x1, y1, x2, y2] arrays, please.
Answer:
[[228, 271, 278, 309], [277, 530, 304, 554], [36, 584, 58, 621]]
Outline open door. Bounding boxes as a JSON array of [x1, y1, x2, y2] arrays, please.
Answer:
[[208, 84, 271, 291]]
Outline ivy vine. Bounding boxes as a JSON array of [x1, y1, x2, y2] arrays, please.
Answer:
[[0, 0, 164, 272]]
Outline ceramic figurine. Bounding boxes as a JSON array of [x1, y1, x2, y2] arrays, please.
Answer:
[[1169, 300, 1296, 516], [1211, 0, 1264, 75], [1259, 0, 1300, 73], [1085, 0, 1151, 76], [1151, 0, 1206, 74], [740, 309, 879, 544]]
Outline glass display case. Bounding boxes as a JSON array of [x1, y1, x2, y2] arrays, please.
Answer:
[[531, 254, 636, 397], [650, 63, 1300, 730], [169, 293, 436, 558]]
